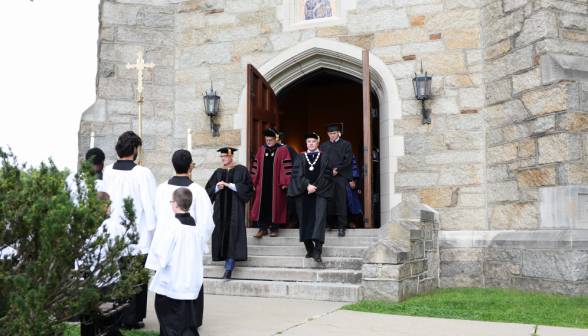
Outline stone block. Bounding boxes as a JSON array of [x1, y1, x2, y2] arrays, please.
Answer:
[[460, 193, 485, 207], [144, 14, 174, 28], [419, 52, 466, 74], [362, 264, 379, 278], [516, 11, 558, 48], [192, 129, 240, 146], [261, 22, 282, 36], [378, 220, 422, 242], [503, 124, 530, 142], [484, 249, 521, 262], [100, 43, 146, 63], [467, 50, 482, 65], [411, 260, 427, 275], [341, 33, 374, 50], [518, 138, 536, 158], [559, 13, 588, 31], [270, 31, 301, 51], [382, 264, 412, 280], [485, 45, 533, 83], [98, 80, 134, 100], [218, 25, 259, 42], [363, 240, 409, 265], [522, 84, 577, 116], [102, 2, 141, 26], [143, 85, 174, 102], [348, 8, 410, 34], [390, 200, 439, 223], [559, 113, 588, 132], [371, 46, 403, 63], [398, 156, 425, 171], [440, 262, 482, 277], [563, 30, 588, 43], [437, 208, 486, 230], [484, 262, 520, 280], [518, 166, 557, 189], [410, 241, 425, 261], [362, 278, 416, 302], [237, 8, 276, 25], [481, 0, 503, 25], [405, 134, 445, 154], [559, 163, 588, 185], [445, 29, 480, 49], [421, 187, 455, 208], [145, 47, 174, 67], [503, 0, 527, 11], [459, 87, 485, 110], [528, 115, 555, 136], [487, 142, 518, 164], [177, 28, 218, 47], [482, 10, 524, 47], [487, 181, 519, 202], [440, 248, 483, 262], [408, 4, 444, 15], [357, 0, 395, 11], [316, 27, 348, 37], [445, 74, 482, 88], [374, 27, 428, 47], [536, 39, 588, 58], [446, 114, 483, 130], [402, 41, 445, 56], [396, 172, 439, 188], [426, 9, 478, 31], [486, 164, 508, 183], [116, 26, 174, 46], [486, 79, 512, 106], [512, 67, 541, 94], [225, 0, 262, 13], [538, 133, 581, 164], [484, 40, 511, 61], [523, 250, 588, 281], [486, 128, 504, 146], [233, 37, 271, 54], [484, 100, 529, 128], [508, 158, 536, 171], [131, 118, 172, 136], [425, 151, 484, 165], [439, 275, 483, 288], [439, 164, 483, 186], [489, 202, 539, 230], [205, 12, 236, 26], [180, 43, 232, 67]]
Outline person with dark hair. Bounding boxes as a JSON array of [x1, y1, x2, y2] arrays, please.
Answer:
[[319, 123, 354, 237], [278, 132, 299, 229], [66, 147, 107, 205], [250, 128, 292, 238], [103, 131, 157, 330], [205, 147, 253, 279], [153, 150, 215, 327], [146, 188, 209, 336], [287, 133, 334, 262]]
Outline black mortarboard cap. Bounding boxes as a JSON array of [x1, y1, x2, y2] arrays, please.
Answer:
[[325, 123, 344, 136], [217, 147, 238, 155], [304, 133, 321, 141], [262, 127, 280, 140]]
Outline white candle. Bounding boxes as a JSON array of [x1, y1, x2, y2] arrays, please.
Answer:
[[90, 132, 95, 149], [187, 128, 192, 151]]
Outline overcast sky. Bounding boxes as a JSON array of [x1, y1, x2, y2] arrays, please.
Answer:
[[0, 0, 99, 172]]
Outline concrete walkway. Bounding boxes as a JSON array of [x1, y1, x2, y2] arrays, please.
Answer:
[[144, 292, 587, 336]]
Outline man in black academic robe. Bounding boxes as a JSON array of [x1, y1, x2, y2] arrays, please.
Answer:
[[205, 147, 254, 279], [278, 131, 299, 228], [319, 123, 354, 237], [287, 133, 333, 262]]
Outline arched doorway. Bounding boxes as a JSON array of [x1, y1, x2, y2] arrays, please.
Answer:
[[235, 39, 403, 226]]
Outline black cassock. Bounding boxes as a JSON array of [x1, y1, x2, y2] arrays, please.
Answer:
[[283, 144, 299, 218], [205, 164, 253, 262], [319, 139, 353, 216], [287, 153, 333, 243]]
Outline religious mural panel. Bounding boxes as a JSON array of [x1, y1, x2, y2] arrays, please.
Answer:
[[301, 0, 336, 21]]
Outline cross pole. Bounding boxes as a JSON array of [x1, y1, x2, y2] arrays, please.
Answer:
[[126, 51, 155, 164]]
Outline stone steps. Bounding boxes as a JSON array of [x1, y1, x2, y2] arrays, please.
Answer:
[[203, 266, 362, 284], [246, 236, 378, 246], [204, 255, 363, 270], [203, 278, 362, 302], [205, 245, 367, 258], [245, 228, 379, 237]]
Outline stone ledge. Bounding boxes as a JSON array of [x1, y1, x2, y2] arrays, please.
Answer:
[[439, 230, 588, 250]]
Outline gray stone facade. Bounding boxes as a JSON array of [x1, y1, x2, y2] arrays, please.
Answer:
[[81, 0, 588, 297]]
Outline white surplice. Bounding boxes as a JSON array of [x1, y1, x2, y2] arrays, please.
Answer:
[[66, 172, 106, 206], [154, 181, 215, 241], [146, 217, 209, 300], [103, 164, 157, 255]]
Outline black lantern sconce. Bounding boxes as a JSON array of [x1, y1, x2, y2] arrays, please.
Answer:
[[412, 60, 433, 124], [204, 81, 221, 137]]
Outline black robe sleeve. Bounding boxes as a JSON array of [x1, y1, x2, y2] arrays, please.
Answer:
[[232, 165, 254, 203], [314, 154, 334, 199], [336, 141, 354, 181], [286, 154, 308, 198], [205, 170, 220, 201]]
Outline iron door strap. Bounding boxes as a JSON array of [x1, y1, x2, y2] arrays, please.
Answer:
[[250, 66, 256, 98]]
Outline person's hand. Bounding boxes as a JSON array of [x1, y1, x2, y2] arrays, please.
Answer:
[[350, 181, 356, 189], [217, 182, 225, 190], [357, 190, 362, 195], [307, 184, 317, 194], [223, 182, 231, 187], [333, 168, 338, 176], [281, 185, 288, 190]]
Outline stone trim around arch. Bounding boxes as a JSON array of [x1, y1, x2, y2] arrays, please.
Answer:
[[235, 38, 403, 222]]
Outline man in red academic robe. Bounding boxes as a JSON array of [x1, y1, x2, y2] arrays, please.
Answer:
[[251, 128, 292, 237]]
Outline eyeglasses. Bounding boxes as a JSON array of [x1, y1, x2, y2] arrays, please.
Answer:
[[220, 155, 229, 158], [169, 201, 176, 205]]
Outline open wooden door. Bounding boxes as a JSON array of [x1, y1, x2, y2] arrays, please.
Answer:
[[246, 64, 279, 227], [362, 50, 373, 228]]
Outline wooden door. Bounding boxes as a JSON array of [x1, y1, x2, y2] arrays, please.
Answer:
[[247, 64, 279, 227], [362, 50, 373, 228]]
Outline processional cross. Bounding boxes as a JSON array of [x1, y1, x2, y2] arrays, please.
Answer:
[[126, 51, 155, 164]]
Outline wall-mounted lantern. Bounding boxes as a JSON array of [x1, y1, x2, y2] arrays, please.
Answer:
[[412, 61, 433, 124], [204, 81, 221, 137]]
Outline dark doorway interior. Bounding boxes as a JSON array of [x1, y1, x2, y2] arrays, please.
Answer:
[[277, 70, 380, 228]]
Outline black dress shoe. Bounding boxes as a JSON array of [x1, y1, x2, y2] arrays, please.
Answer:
[[338, 229, 345, 237], [313, 250, 322, 263], [305, 252, 313, 258], [121, 322, 145, 330], [222, 270, 232, 279]]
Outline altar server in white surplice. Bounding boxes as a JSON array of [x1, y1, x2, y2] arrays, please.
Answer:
[[153, 149, 215, 328], [66, 148, 106, 205], [103, 131, 157, 330], [146, 188, 209, 336]]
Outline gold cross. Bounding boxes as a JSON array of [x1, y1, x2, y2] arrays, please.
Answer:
[[126, 51, 155, 95]]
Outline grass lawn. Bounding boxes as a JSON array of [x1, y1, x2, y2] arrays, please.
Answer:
[[341, 288, 588, 329], [63, 325, 159, 336]]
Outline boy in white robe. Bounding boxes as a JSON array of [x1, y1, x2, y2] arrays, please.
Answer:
[[103, 131, 157, 330], [153, 149, 215, 327], [146, 188, 210, 336], [66, 148, 106, 205]]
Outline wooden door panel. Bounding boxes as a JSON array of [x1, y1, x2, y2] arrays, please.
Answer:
[[362, 50, 373, 228]]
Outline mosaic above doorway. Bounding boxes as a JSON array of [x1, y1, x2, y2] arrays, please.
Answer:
[[302, 0, 336, 21]]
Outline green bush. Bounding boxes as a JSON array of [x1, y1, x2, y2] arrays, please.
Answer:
[[0, 148, 149, 336]]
